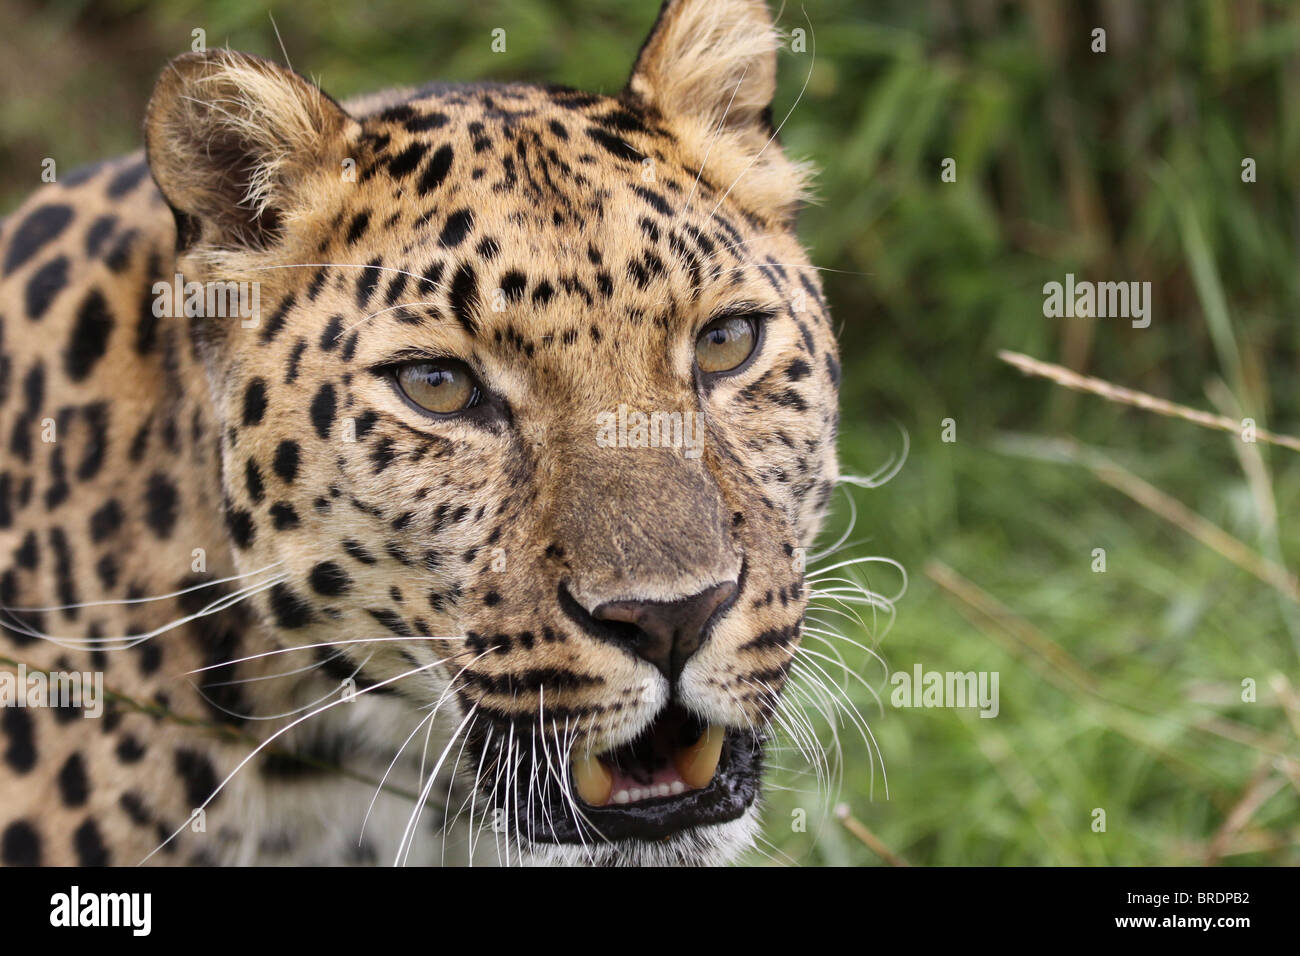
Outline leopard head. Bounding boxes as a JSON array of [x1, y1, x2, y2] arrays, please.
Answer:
[[144, 0, 839, 865]]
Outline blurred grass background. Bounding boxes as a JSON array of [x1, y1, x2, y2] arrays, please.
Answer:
[[2, 0, 1298, 864]]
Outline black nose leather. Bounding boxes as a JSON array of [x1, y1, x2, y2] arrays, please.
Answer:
[[592, 581, 737, 681]]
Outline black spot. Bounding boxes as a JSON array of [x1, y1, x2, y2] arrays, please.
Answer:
[[48, 527, 78, 615], [106, 161, 148, 198], [244, 458, 265, 503], [421, 260, 445, 293], [224, 503, 255, 549], [531, 281, 555, 306], [242, 378, 268, 426], [44, 443, 70, 510], [386, 142, 426, 178], [353, 411, 378, 439], [585, 127, 641, 162], [269, 582, 313, 628], [383, 272, 410, 310], [355, 258, 383, 308], [405, 110, 449, 132], [1, 820, 40, 865], [143, 472, 179, 539], [3, 204, 74, 276], [57, 753, 89, 807], [96, 553, 119, 590], [73, 818, 110, 865], [273, 440, 299, 482], [825, 352, 841, 387], [119, 791, 152, 826], [84, 215, 117, 257], [24, 255, 69, 319], [346, 210, 371, 245], [2, 708, 36, 772], [310, 382, 337, 439], [103, 228, 137, 272], [21, 362, 43, 414], [64, 289, 114, 381], [367, 607, 412, 636], [633, 185, 674, 216], [259, 293, 296, 345], [116, 734, 146, 763], [500, 270, 527, 302], [378, 104, 417, 124], [370, 437, 396, 473], [417, 144, 455, 195], [319, 315, 344, 351], [76, 402, 109, 481], [14, 530, 38, 569], [449, 263, 479, 336], [439, 209, 474, 248], [175, 748, 220, 807], [269, 502, 299, 529], [786, 358, 811, 381], [343, 540, 376, 565], [309, 561, 352, 596]]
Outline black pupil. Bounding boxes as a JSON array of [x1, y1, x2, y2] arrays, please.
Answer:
[[419, 366, 454, 387]]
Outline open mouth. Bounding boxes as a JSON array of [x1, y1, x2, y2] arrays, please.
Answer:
[[500, 703, 762, 845]]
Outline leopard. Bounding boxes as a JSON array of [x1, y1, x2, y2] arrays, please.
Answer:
[[0, 0, 843, 867]]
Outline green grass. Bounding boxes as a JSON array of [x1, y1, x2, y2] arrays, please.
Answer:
[[4, 0, 1298, 864]]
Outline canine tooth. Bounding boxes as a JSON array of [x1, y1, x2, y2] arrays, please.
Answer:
[[675, 724, 724, 789], [572, 752, 612, 807]]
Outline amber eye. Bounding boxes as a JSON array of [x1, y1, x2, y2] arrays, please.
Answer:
[[695, 315, 758, 375], [393, 360, 480, 415]]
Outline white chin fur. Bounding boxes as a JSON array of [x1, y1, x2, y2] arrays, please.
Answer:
[[518, 803, 762, 867]]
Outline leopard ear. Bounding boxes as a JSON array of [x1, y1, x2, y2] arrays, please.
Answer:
[[145, 50, 357, 253], [625, 0, 807, 217]]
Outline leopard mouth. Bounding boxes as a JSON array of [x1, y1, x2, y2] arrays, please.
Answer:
[[498, 703, 763, 845]]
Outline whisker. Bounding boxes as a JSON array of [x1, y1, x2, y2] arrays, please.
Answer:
[[140, 656, 444, 864]]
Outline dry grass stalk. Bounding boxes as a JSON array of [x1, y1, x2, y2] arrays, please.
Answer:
[[998, 350, 1300, 453], [834, 804, 910, 866]]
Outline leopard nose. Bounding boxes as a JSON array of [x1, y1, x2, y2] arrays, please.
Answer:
[[592, 581, 738, 682]]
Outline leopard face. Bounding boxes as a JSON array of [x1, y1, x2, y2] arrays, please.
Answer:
[[0, 0, 839, 867]]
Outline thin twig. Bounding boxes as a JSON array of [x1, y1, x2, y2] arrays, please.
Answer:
[[998, 349, 1300, 453], [834, 804, 910, 866]]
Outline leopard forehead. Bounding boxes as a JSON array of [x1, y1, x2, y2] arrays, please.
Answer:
[[229, 82, 814, 363]]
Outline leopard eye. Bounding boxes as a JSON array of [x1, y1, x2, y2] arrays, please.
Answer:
[[393, 360, 480, 415], [695, 315, 758, 375]]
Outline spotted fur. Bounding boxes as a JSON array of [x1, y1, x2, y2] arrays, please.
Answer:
[[0, 0, 838, 866]]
